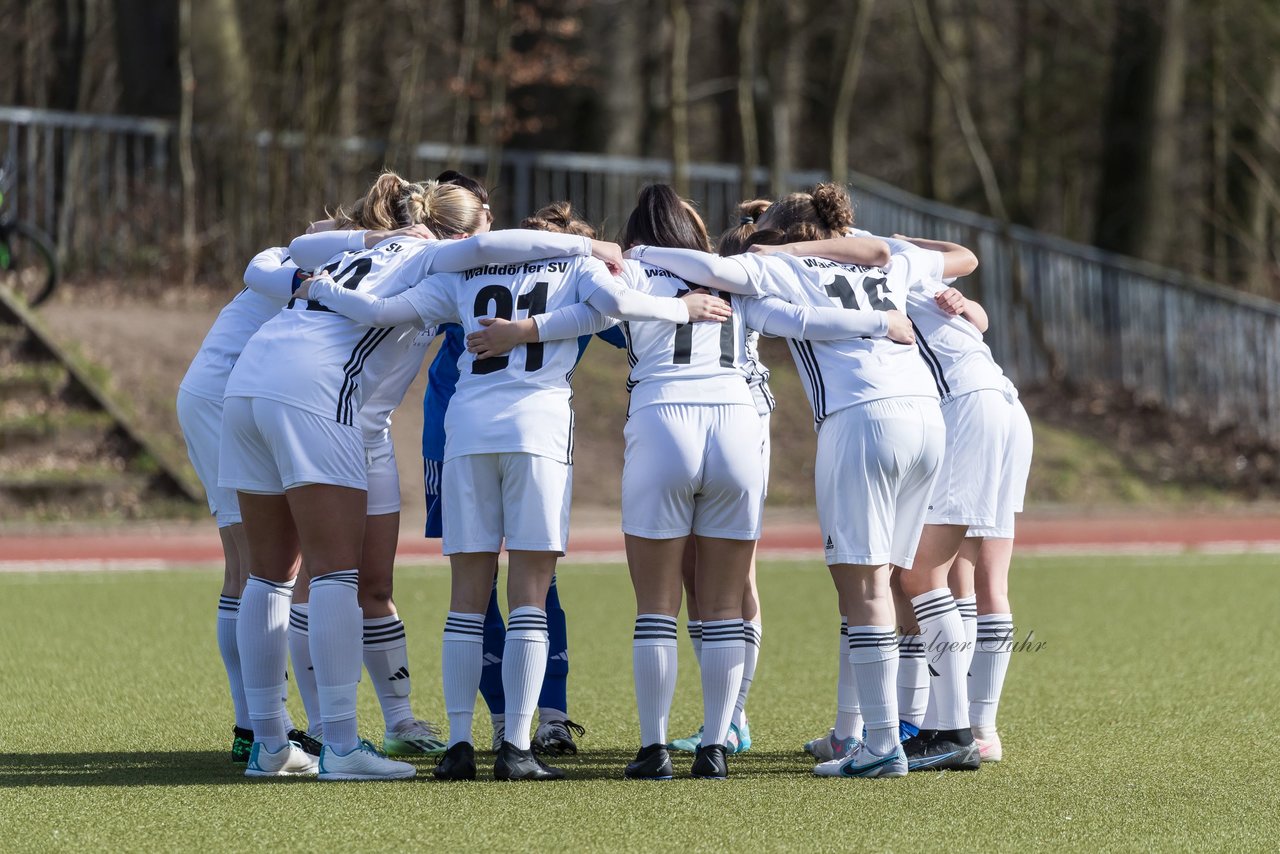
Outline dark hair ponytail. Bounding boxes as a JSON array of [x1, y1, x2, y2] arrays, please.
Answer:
[[620, 184, 712, 252]]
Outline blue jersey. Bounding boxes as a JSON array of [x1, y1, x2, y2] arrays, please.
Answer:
[[422, 322, 627, 462]]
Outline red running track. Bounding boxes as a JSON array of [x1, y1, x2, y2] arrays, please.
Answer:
[[4, 513, 1280, 565]]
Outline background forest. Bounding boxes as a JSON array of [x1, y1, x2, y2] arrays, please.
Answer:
[[2, 0, 1277, 296]]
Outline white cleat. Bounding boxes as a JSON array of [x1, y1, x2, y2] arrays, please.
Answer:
[[974, 733, 1003, 763], [245, 740, 319, 778], [804, 728, 836, 761], [319, 739, 416, 781], [813, 742, 908, 779]]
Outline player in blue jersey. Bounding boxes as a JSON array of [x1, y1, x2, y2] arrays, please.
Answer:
[[423, 176, 623, 755]]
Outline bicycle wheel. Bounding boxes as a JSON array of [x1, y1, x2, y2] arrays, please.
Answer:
[[0, 221, 58, 307]]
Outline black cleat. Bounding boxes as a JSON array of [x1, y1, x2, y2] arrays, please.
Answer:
[[433, 741, 477, 781], [532, 718, 586, 756], [287, 729, 323, 757], [231, 726, 254, 764], [494, 741, 566, 781], [624, 744, 674, 780], [905, 728, 980, 772], [691, 744, 728, 779]]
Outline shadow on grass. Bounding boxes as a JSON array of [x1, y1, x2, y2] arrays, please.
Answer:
[[0, 748, 819, 787]]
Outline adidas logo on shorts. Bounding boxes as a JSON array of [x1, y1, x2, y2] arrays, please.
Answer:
[[825, 536, 834, 550]]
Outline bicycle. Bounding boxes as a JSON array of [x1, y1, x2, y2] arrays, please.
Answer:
[[0, 160, 58, 307]]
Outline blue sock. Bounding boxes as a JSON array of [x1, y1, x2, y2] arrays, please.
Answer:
[[538, 575, 569, 716], [479, 577, 506, 715]]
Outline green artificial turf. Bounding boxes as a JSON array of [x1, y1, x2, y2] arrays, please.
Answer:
[[1, 555, 1277, 852]]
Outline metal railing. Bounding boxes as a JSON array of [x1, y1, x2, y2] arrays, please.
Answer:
[[3, 104, 1279, 446]]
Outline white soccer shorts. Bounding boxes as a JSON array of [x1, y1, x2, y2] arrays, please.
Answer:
[[365, 440, 401, 516], [218, 396, 367, 494], [622, 403, 765, 541], [925, 388, 1014, 529], [759, 411, 772, 501], [815, 396, 946, 568], [969, 396, 1033, 539], [441, 452, 572, 555], [176, 388, 241, 526]]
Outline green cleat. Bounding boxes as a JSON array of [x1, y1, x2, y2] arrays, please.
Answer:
[[728, 720, 751, 754], [383, 718, 447, 757], [667, 725, 703, 753], [231, 726, 253, 764]]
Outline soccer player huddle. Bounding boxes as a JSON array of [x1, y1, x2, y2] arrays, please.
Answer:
[[177, 168, 1031, 783]]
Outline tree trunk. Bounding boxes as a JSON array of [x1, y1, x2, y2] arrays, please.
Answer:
[[669, 0, 691, 196], [602, 0, 646, 157], [1093, 0, 1188, 263], [449, 0, 481, 167], [830, 0, 874, 186], [483, 0, 513, 191], [735, 0, 760, 199], [177, 0, 197, 284], [768, 0, 806, 197]]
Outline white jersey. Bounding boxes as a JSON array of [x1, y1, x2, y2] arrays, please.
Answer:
[[743, 329, 775, 415], [357, 325, 438, 448], [618, 260, 753, 415], [732, 251, 942, 426], [225, 237, 443, 425], [179, 248, 296, 401], [905, 275, 1007, 401], [403, 256, 619, 464]]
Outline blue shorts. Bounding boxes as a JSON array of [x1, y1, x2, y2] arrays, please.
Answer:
[[424, 457, 443, 538]]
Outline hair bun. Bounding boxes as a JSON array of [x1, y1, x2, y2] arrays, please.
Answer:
[[810, 183, 854, 233]]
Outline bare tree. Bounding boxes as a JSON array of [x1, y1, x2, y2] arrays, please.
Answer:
[[735, 0, 760, 200], [669, 0, 691, 195], [830, 0, 874, 186]]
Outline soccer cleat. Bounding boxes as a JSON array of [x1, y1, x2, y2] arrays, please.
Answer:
[[691, 744, 728, 780], [903, 729, 981, 772], [730, 719, 752, 754], [490, 715, 506, 753], [494, 741, 565, 781], [668, 725, 703, 754], [287, 729, 323, 757], [245, 740, 318, 777], [624, 744, 674, 780], [318, 739, 416, 781], [231, 726, 254, 764], [974, 733, 1003, 763], [532, 718, 585, 756], [804, 728, 836, 761], [814, 742, 908, 778], [383, 718, 447, 757], [433, 742, 477, 781]]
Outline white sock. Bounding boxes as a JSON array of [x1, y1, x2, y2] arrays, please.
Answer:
[[307, 570, 363, 753], [538, 706, 566, 725], [699, 619, 745, 747], [848, 625, 898, 755], [502, 606, 549, 751], [442, 612, 484, 747], [897, 634, 928, 727], [732, 621, 761, 730], [913, 589, 969, 731], [237, 576, 294, 750], [216, 596, 251, 730], [687, 620, 703, 668], [834, 618, 863, 740], [969, 613, 1015, 736], [287, 604, 322, 736], [633, 614, 678, 747], [955, 595, 978, 673], [363, 614, 413, 732]]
